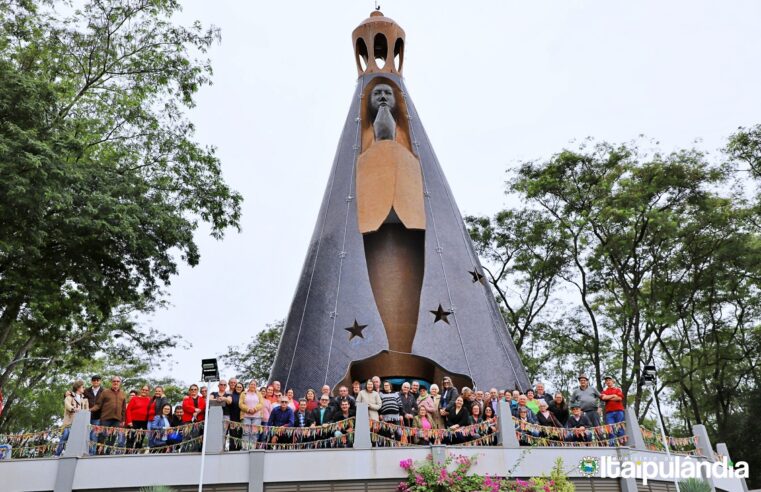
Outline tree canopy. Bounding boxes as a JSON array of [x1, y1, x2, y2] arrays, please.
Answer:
[[468, 129, 761, 486], [0, 0, 242, 431]]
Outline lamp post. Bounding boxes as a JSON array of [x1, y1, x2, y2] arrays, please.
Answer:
[[640, 364, 680, 492], [198, 358, 219, 492]]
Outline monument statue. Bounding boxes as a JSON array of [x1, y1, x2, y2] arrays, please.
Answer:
[[269, 11, 530, 394]]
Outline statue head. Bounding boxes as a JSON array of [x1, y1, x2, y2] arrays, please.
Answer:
[[369, 83, 396, 113]]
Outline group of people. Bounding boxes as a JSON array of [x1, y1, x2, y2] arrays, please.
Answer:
[[57, 371, 626, 454]]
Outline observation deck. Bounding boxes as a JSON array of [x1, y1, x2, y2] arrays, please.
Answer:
[[0, 403, 747, 492]]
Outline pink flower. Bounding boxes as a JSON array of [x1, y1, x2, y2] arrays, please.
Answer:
[[415, 474, 425, 485], [399, 458, 413, 470], [397, 482, 409, 492]]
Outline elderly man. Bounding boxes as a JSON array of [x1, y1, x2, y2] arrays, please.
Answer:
[[488, 388, 500, 414], [511, 395, 537, 423], [566, 403, 592, 442], [410, 381, 420, 399], [570, 373, 601, 427], [309, 394, 334, 427], [330, 385, 356, 412], [535, 382, 552, 405], [320, 384, 332, 399], [371, 376, 381, 393], [90, 375, 127, 449], [474, 390, 485, 414]]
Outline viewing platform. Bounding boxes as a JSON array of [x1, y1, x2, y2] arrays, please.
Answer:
[[0, 403, 746, 492]]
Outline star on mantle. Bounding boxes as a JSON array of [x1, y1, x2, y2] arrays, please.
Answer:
[[430, 304, 452, 324], [469, 269, 485, 284], [345, 319, 368, 340]]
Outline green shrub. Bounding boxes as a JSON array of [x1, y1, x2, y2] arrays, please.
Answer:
[[678, 478, 712, 492]]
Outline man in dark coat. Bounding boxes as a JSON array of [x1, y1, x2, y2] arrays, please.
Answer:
[[330, 386, 356, 413], [565, 403, 593, 442], [309, 394, 334, 427]]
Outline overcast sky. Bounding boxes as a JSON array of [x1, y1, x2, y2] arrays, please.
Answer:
[[146, 1, 761, 387]]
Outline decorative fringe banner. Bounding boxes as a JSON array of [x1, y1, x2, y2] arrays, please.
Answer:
[[89, 436, 204, 455], [228, 433, 354, 450], [461, 433, 499, 447], [513, 418, 627, 441], [370, 433, 425, 447], [87, 421, 203, 443], [368, 420, 498, 447], [639, 427, 701, 456], [226, 417, 355, 443], [0, 426, 67, 459], [516, 431, 629, 447]]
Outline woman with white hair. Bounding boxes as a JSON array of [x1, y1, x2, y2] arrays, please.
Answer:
[[426, 384, 443, 429], [536, 398, 562, 428]]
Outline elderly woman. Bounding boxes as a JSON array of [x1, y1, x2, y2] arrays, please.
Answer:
[[427, 384, 444, 429], [515, 406, 540, 445], [356, 379, 382, 421], [536, 399, 562, 428], [415, 386, 434, 422]]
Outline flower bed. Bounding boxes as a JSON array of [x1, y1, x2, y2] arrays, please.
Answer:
[[397, 454, 575, 492]]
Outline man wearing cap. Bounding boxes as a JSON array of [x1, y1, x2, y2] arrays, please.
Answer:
[[84, 376, 102, 423], [570, 373, 601, 427], [565, 403, 592, 442], [601, 375, 626, 443], [83, 375, 102, 454]]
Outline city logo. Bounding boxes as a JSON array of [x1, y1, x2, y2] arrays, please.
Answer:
[[579, 457, 600, 477]]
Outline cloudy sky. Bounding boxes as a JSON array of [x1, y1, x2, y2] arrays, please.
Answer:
[[149, 1, 761, 386]]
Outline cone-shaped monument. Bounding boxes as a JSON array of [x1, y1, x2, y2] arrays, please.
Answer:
[[270, 11, 530, 394]]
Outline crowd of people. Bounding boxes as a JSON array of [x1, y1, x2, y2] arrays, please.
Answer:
[[56, 371, 627, 453]]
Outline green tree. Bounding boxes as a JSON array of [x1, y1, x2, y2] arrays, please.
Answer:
[[0, 0, 242, 430], [511, 141, 731, 411], [220, 320, 284, 384], [465, 209, 567, 378], [474, 133, 761, 486]]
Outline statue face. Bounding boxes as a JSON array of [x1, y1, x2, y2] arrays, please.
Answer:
[[370, 84, 395, 111]]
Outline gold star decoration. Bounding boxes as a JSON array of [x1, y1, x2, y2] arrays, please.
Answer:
[[345, 319, 368, 340], [430, 304, 452, 324]]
